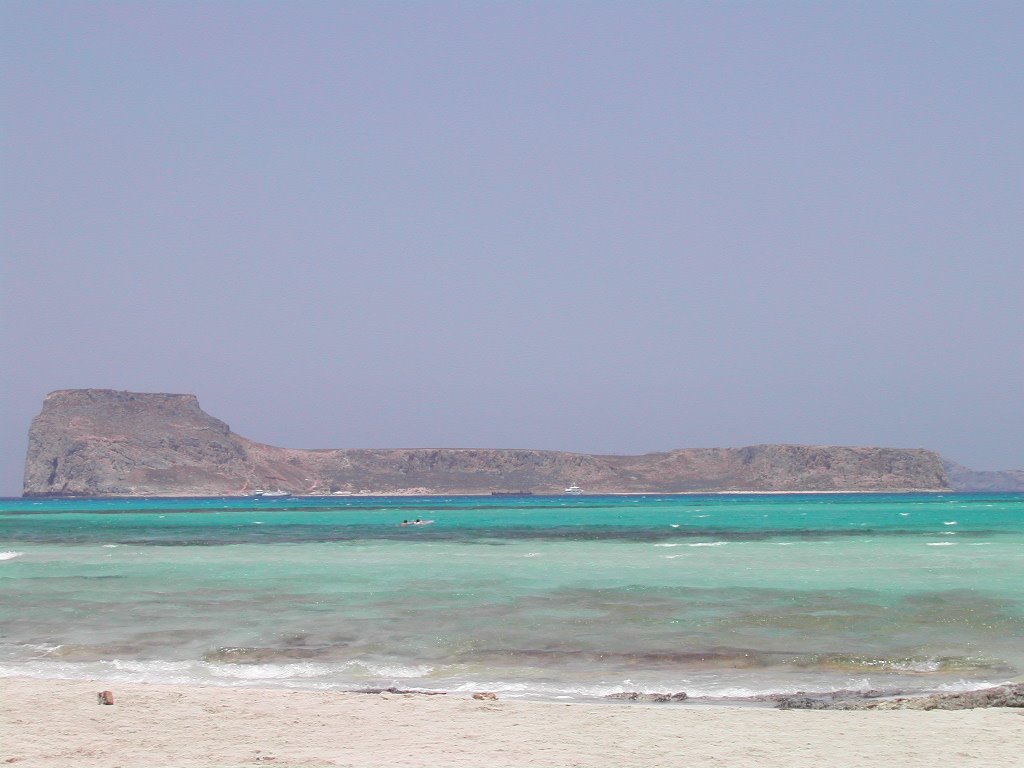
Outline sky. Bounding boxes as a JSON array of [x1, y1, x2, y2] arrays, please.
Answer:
[[2, 2, 1022, 495]]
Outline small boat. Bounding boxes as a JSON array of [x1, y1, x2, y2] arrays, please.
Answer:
[[253, 489, 289, 497], [564, 484, 583, 495]]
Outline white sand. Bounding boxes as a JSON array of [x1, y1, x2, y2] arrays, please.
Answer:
[[2, 677, 1021, 767]]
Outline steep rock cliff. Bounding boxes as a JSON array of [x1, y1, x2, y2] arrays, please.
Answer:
[[23, 390, 250, 496], [23, 389, 952, 496]]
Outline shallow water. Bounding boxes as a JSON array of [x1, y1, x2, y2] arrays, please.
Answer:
[[1, 493, 1022, 700]]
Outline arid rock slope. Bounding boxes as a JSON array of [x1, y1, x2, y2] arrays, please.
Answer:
[[24, 389, 953, 496], [943, 460, 1024, 492]]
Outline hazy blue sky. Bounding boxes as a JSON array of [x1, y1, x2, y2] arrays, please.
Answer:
[[2, 2, 1022, 494]]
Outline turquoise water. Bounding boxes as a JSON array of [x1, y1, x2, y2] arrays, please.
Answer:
[[1, 493, 1022, 700]]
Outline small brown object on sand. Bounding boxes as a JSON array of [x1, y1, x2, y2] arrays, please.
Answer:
[[472, 692, 497, 701], [97, 690, 114, 705]]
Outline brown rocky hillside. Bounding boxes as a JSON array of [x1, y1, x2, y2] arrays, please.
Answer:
[[23, 389, 953, 496]]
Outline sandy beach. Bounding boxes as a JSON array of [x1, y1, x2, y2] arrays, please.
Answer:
[[2, 678, 1021, 767]]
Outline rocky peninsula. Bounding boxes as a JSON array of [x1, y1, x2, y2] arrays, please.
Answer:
[[20, 388, 977, 497]]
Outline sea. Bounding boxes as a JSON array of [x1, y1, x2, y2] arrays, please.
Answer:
[[1, 493, 1022, 702]]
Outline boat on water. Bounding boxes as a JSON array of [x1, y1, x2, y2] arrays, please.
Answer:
[[252, 489, 289, 497], [564, 484, 583, 495]]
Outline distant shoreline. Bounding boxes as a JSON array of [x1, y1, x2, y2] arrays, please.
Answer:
[[13, 488, 966, 500]]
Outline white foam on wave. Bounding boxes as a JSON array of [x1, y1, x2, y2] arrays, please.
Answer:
[[4, 659, 1007, 703], [23, 643, 63, 656], [927, 542, 955, 546], [111, 659, 198, 675], [208, 661, 340, 680], [350, 661, 434, 678], [944, 521, 958, 526], [934, 679, 1011, 693], [689, 542, 728, 547], [883, 659, 944, 673], [0, 659, 203, 687], [899, 512, 910, 516], [654, 542, 683, 548], [0, 656, 434, 688], [450, 680, 532, 695], [0, 551, 24, 561], [523, 552, 541, 558], [101, 544, 119, 548]]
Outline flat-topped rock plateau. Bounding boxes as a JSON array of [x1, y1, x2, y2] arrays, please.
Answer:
[[19, 388, 982, 497]]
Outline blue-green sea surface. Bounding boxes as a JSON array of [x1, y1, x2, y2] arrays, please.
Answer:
[[1, 493, 1022, 700]]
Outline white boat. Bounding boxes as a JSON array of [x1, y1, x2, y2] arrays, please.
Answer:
[[564, 484, 583, 495], [252, 489, 289, 497]]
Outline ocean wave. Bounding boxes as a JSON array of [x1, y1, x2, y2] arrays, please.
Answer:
[[208, 661, 341, 680], [0, 656, 433, 686], [933, 679, 1015, 693], [0, 659, 1011, 703], [0, 551, 24, 561], [345, 661, 434, 678], [457, 646, 1012, 676], [689, 542, 728, 547]]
